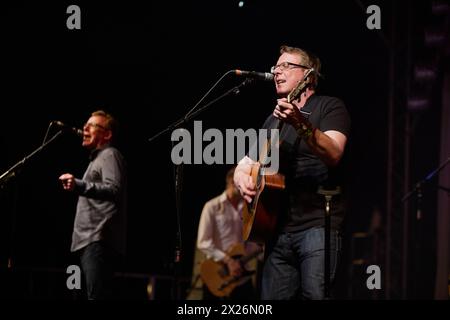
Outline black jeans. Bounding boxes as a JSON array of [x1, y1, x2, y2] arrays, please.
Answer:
[[79, 241, 119, 300]]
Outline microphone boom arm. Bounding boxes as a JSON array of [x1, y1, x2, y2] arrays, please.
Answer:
[[148, 74, 254, 142]]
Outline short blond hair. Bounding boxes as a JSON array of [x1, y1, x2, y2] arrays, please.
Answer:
[[280, 45, 321, 89]]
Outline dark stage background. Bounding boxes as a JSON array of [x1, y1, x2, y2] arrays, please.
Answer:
[[0, 1, 446, 299]]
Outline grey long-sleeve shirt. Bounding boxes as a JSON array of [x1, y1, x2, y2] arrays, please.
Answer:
[[71, 145, 127, 255]]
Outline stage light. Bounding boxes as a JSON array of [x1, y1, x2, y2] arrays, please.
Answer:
[[407, 96, 430, 112], [413, 63, 438, 82], [407, 81, 433, 112], [424, 27, 447, 48], [431, 0, 450, 15]]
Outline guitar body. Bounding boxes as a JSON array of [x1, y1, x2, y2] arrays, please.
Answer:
[[242, 162, 285, 243], [200, 243, 259, 298]]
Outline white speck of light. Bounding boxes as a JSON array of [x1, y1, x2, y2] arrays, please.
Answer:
[[238, 1, 244, 8]]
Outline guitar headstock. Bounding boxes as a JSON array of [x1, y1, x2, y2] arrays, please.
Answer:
[[287, 68, 314, 103]]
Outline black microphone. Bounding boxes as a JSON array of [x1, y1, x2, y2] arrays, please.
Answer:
[[234, 69, 274, 81], [52, 121, 83, 137]]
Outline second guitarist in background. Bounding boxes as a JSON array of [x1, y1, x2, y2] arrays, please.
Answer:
[[234, 45, 351, 300], [197, 167, 260, 300]]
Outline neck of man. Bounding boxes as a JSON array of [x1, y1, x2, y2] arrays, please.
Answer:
[[96, 140, 111, 150], [296, 87, 315, 109]]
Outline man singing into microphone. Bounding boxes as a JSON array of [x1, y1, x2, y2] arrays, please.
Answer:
[[234, 45, 351, 299], [59, 110, 127, 300]]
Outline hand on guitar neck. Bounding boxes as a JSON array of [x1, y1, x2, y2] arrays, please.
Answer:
[[274, 97, 312, 134]]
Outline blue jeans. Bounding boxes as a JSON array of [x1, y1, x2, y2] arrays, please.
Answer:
[[79, 241, 119, 300], [261, 227, 341, 300]]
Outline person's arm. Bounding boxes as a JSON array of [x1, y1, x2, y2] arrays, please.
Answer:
[[197, 208, 243, 276], [274, 98, 347, 166], [303, 129, 346, 167], [197, 203, 227, 262], [75, 149, 125, 201], [234, 156, 257, 203]]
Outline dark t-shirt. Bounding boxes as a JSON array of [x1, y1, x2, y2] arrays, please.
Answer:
[[256, 94, 351, 232]]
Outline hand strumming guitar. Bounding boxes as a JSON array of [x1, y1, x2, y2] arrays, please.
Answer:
[[234, 162, 256, 203], [223, 255, 243, 277]]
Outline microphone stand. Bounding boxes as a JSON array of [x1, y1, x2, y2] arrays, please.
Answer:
[[148, 77, 254, 299], [0, 131, 64, 187], [0, 130, 64, 273], [401, 157, 450, 207], [401, 156, 450, 298]]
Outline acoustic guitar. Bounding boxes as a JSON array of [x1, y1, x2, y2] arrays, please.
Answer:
[[242, 68, 314, 243], [200, 243, 263, 297]]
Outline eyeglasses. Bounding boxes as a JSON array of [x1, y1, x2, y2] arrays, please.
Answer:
[[270, 62, 311, 73], [84, 122, 106, 130]]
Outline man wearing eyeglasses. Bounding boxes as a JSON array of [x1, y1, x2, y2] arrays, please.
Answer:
[[234, 45, 350, 300], [59, 110, 127, 300]]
